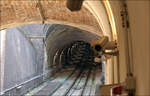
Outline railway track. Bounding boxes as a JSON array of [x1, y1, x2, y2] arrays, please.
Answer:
[[25, 40, 103, 96], [25, 66, 102, 96], [62, 67, 85, 96], [50, 67, 100, 96]]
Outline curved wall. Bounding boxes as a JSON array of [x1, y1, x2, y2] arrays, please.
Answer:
[[46, 24, 100, 70]]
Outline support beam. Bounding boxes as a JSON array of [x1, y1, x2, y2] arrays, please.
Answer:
[[35, 0, 45, 24], [0, 30, 6, 95]]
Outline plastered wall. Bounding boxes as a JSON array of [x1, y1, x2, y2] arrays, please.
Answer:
[[109, 1, 150, 95], [126, 1, 150, 95], [0, 24, 46, 95]]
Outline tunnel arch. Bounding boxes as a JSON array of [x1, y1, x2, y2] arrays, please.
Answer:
[[45, 24, 100, 71], [1, 1, 149, 95], [0, 0, 120, 85], [0, 0, 102, 35], [0, 0, 115, 41]]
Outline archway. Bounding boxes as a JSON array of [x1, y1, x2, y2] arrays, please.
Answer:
[[0, 0, 118, 95]]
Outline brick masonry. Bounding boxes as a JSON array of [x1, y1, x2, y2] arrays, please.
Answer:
[[0, 0, 101, 33]]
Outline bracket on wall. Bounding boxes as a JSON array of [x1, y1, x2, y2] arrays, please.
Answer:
[[91, 36, 118, 61], [35, 0, 45, 24], [120, 2, 130, 29]]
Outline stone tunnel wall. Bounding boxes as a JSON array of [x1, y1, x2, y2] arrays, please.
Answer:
[[46, 24, 100, 74], [0, 24, 46, 95]]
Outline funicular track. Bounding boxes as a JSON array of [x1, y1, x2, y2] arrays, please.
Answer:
[[25, 40, 103, 96], [25, 65, 102, 96]]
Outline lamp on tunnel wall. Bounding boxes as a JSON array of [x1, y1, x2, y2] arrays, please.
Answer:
[[91, 36, 118, 60], [66, 0, 84, 11], [91, 36, 109, 53]]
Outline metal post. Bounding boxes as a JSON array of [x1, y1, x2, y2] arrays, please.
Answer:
[[0, 30, 6, 95], [116, 54, 120, 83]]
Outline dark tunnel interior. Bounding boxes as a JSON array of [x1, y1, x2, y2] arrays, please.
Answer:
[[45, 24, 104, 73], [42, 24, 105, 95]]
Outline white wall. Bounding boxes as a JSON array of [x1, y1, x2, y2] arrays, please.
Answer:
[[126, 1, 150, 95], [0, 24, 46, 95], [108, 0, 150, 95], [3, 28, 38, 90]]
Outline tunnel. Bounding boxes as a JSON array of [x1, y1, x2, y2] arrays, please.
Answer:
[[0, 24, 105, 95], [46, 24, 101, 69], [43, 24, 104, 95], [0, 0, 115, 95], [2, 0, 149, 95]]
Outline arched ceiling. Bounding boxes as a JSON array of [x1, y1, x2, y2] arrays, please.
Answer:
[[0, 0, 102, 35], [45, 24, 100, 67]]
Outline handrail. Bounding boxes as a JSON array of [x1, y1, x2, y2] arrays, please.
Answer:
[[0, 72, 49, 95]]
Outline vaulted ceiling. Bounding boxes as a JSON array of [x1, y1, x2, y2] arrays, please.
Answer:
[[0, 0, 101, 34]]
